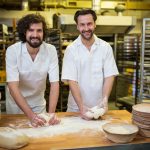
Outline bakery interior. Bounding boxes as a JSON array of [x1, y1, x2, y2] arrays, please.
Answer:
[[0, 0, 150, 150]]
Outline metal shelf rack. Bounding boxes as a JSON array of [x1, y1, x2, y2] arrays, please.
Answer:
[[116, 34, 140, 112], [0, 24, 9, 113], [139, 18, 150, 102]]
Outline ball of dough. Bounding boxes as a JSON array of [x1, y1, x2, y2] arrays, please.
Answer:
[[85, 111, 94, 119], [38, 113, 53, 126], [93, 108, 105, 119], [0, 127, 29, 149], [90, 106, 105, 119]]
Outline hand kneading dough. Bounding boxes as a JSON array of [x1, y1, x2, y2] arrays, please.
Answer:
[[91, 106, 105, 119], [85, 111, 94, 119], [38, 113, 53, 126], [0, 127, 29, 149], [85, 106, 105, 120]]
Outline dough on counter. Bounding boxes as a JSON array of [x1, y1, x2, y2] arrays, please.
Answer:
[[85, 106, 105, 120], [85, 111, 94, 119], [0, 127, 29, 149], [85, 106, 105, 119], [90, 106, 105, 119], [38, 113, 53, 126]]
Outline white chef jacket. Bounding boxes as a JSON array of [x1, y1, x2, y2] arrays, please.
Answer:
[[6, 41, 59, 114], [62, 35, 119, 112]]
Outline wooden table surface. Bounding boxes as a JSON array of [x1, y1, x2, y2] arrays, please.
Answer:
[[0, 110, 150, 150]]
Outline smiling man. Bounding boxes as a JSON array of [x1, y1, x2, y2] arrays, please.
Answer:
[[62, 9, 119, 120], [5, 14, 60, 127]]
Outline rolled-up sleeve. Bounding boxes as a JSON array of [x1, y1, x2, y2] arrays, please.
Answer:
[[48, 46, 59, 82], [61, 46, 78, 82], [6, 46, 19, 82], [103, 44, 119, 78]]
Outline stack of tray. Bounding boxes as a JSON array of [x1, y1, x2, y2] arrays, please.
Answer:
[[132, 103, 150, 137]]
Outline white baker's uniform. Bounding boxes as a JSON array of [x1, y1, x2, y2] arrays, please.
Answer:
[[6, 41, 59, 114], [62, 35, 119, 112]]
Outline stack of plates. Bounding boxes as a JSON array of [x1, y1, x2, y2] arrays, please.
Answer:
[[132, 103, 150, 137]]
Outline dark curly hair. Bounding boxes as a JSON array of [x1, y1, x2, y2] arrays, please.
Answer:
[[74, 9, 97, 23], [17, 13, 47, 42]]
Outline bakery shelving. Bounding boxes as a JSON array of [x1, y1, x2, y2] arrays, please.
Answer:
[[116, 34, 140, 111], [139, 18, 150, 102], [0, 24, 9, 113], [0, 83, 6, 113]]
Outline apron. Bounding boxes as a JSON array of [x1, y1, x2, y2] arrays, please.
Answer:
[[6, 43, 47, 114]]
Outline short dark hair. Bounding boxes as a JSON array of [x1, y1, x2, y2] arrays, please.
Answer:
[[17, 13, 47, 42], [74, 9, 97, 23]]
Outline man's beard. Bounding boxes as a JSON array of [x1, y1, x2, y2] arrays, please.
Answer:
[[26, 37, 43, 48], [81, 30, 94, 41]]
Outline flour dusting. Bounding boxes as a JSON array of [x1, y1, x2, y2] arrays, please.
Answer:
[[17, 117, 110, 138]]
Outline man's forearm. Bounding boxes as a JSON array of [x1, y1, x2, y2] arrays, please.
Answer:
[[103, 76, 115, 98], [102, 76, 115, 105], [8, 82, 35, 119], [68, 80, 83, 112], [97, 76, 115, 113], [48, 81, 59, 113]]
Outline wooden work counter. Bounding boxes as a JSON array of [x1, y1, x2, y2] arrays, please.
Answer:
[[0, 110, 150, 150]]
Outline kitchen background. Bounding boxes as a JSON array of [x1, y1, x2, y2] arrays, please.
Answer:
[[0, 0, 150, 113]]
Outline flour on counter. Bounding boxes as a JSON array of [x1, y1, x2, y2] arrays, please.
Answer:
[[17, 117, 110, 138]]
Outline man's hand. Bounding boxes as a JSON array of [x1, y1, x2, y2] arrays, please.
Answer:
[[80, 105, 93, 120], [99, 97, 108, 114], [31, 113, 60, 127], [48, 113, 60, 125], [31, 114, 46, 127]]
